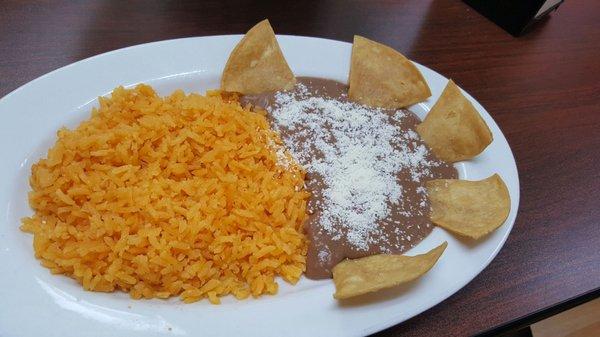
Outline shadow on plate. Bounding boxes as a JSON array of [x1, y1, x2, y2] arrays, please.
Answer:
[[452, 232, 484, 249], [336, 278, 421, 307]]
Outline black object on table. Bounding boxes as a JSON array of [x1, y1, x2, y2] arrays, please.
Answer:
[[463, 0, 565, 36]]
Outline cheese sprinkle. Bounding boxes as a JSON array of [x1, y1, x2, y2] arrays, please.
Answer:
[[268, 83, 441, 250]]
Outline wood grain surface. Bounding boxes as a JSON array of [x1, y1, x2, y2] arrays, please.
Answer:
[[1, 1, 599, 336]]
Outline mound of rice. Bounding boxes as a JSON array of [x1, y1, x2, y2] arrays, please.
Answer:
[[21, 84, 309, 303]]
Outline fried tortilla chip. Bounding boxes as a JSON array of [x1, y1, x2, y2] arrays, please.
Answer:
[[332, 242, 447, 299], [348, 35, 431, 108], [416, 80, 493, 162], [221, 19, 296, 94], [427, 174, 510, 239]]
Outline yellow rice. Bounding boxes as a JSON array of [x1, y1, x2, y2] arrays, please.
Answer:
[[21, 84, 309, 303]]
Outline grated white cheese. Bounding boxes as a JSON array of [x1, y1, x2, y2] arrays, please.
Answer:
[[266, 137, 292, 169], [269, 83, 439, 251]]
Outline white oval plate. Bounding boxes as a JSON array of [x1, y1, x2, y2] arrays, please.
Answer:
[[0, 35, 519, 337]]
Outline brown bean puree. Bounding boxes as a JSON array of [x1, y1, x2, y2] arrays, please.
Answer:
[[241, 77, 457, 279]]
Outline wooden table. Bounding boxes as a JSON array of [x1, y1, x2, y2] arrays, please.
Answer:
[[1, 1, 599, 336]]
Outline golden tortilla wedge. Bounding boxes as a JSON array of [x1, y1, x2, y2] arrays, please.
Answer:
[[332, 242, 447, 299], [426, 174, 510, 239], [416, 80, 493, 162], [348, 35, 431, 108], [221, 19, 296, 94]]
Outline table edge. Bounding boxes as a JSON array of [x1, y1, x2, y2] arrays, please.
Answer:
[[474, 287, 600, 336]]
